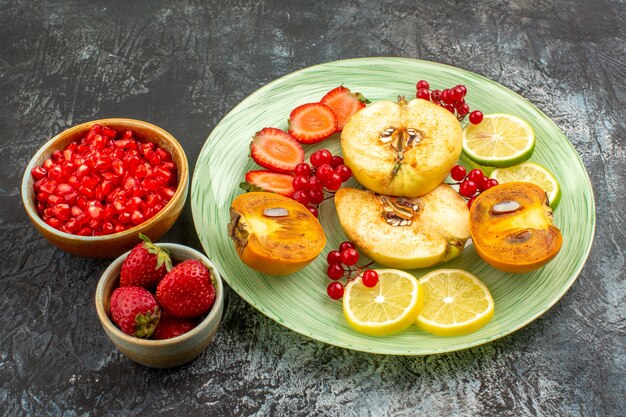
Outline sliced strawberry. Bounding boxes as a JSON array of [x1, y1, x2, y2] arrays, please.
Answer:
[[320, 86, 370, 131], [250, 128, 304, 173], [243, 170, 295, 197], [288, 102, 337, 144]]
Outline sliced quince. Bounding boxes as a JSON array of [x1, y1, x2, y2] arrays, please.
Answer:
[[341, 97, 462, 197], [469, 182, 563, 273], [228, 192, 326, 275], [334, 184, 470, 269]]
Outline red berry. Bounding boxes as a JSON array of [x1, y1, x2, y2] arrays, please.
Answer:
[[308, 189, 325, 205], [456, 85, 467, 97], [339, 241, 356, 252], [458, 103, 470, 116], [469, 110, 484, 124], [459, 180, 478, 198], [450, 165, 467, 181], [327, 263, 344, 280], [340, 248, 359, 266], [431, 90, 442, 101], [327, 250, 342, 264], [441, 89, 453, 104], [109, 286, 160, 337], [467, 168, 484, 184], [477, 175, 490, 191], [120, 233, 172, 288], [416, 88, 430, 100], [484, 178, 499, 190], [450, 87, 464, 101], [444, 104, 455, 113], [308, 176, 324, 192], [416, 80, 429, 90], [310, 149, 332, 167], [315, 164, 334, 183], [327, 282, 344, 300], [334, 164, 352, 182], [156, 260, 216, 319], [329, 155, 344, 167], [294, 162, 312, 177], [293, 190, 310, 205], [467, 196, 477, 209], [323, 173, 342, 191], [306, 206, 318, 218], [292, 175, 310, 191], [362, 270, 379, 288]]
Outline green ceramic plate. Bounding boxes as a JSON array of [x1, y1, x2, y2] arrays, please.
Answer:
[[191, 58, 595, 355]]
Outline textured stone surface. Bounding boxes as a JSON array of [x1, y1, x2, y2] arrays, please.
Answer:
[[0, 0, 624, 415]]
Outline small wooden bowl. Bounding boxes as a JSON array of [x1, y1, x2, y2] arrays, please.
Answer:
[[21, 118, 189, 258], [95, 243, 224, 368]]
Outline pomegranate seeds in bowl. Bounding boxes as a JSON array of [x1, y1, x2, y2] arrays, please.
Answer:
[[31, 123, 178, 236]]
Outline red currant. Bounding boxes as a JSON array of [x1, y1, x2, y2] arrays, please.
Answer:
[[294, 163, 312, 177], [444, 104, 455, 113], [458, 103, 470, 116], [323, 173, 342, 191], [335, 164, 352, 182], [327, 263, 344, 280], [308, 189, 325, 205], [293, 190, 310, 205], [484, 178, 499, 190], [330, 155, 344, 167], [339, 241, 356, 252], [467, 168, 484, 184], [431, 90, 442, 101], [308, 176, 324, 192], [340, 248, 359, 266], [292, 175, 310, 191], [469, 110, 484, 124], [450, 87, 464, 101], [416, 80, 429, 90], [362, 270, 379, 288], [310, 149, 332, 167], [450, 165, 467, 181], [477, 175, 490, 191], [442, 89, 454, 104], [316, 164, 334, 183], [456, 85, 467, 97], [467, 196, 477, 209], [327, 282, 344, 300], [459, 180, 478, 198], [416, 88, 430, 100], [307, 206, 318, 218], [327, 250, 342, 264]]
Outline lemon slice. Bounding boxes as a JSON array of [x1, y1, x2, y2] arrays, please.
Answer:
[[490, 162, 561, 208], [416, 269, 494, 337], [462, 114, 535, 167], [343, 269, 423, 336]]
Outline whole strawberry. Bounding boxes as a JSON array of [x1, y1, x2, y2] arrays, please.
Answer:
[[109, 286, 160, 338], [156, 260, 215, 319], [153, 314, 197, 340], [120, 233, 172, 288]]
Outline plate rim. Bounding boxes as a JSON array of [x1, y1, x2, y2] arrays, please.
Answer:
[[191, 57, 597, 355]]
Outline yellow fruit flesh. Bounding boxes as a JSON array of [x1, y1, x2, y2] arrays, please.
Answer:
[[334, 185, 470, 269], [342, 98, 462, 197], [416, 269, 494, 337], [343, 269, 423, 336]]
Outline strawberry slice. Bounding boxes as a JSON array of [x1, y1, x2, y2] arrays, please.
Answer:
[[288, 102, 337, 144], [250, 128, 304, 173], [320, 86, 370, 131], [243, 170, 295, 197]]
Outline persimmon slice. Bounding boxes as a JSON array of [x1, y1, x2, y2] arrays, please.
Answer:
[[469, 182, 562, 273], [228, 192, 326, 275]]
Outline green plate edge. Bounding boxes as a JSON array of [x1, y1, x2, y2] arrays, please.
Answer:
[[191, 57, 596, 355]]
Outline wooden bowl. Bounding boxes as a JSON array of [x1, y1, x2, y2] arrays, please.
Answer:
[[95, 243, 224, 368], [21, 118, 189, 258]]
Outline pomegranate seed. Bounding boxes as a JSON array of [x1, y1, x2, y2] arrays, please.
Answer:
[[76, 196, 88, 210], [159, 187, 176, 200], [31, 166, 47, 180], [101, 222, 114, 233], [71, 206, 83, 217], [154, 148, 170, 162], [67, 175, 80, 188], [88, 219, 102, 230], [87, 205, 103, 220], [123, 130, 132, 139], [40, 180, 57, 194], [63, 192, 78, 205], [113, 224, 126, 233], [65, 219, 80, 233], [36, 192, 49, 202], [101, 126, 116, 138], [43, 158, 55, 170], [45, 217, 62, 229], [78, 185, 94, 198], [47, 195, 62, 205], [77, 227, 93, 236], [131, 210, 145, 225], [111, 159, 124, 176], [56, 183, 73, 195], [143, 178, 160, 191]]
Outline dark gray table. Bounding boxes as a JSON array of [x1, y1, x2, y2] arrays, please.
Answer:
[[1, 1, 624, 415]]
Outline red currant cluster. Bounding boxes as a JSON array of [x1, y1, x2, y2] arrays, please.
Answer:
[[449, 165, 499, 208], [325, 241, 377, 300], [416, 80, 484, 124], [292, 149, 352, 217]]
